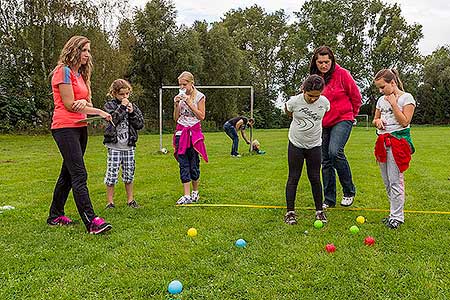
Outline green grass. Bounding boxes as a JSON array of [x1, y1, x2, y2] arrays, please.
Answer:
[[1, 127, 450, 299]]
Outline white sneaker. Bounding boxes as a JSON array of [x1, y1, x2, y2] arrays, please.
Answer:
[[176, 195, 192, 205], [231, 154, 241, 158], [341, 196, 354, 207], [191, 190, 199, 202]]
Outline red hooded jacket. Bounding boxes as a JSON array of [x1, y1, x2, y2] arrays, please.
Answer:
[[374, 133, 412, 173], [321, 64, 362, 128]]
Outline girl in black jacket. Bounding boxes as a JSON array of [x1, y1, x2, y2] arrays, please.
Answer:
[[103, 79, 144, 209]]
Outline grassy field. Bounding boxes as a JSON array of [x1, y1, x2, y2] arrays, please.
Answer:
[[1, 127, 450, 299]]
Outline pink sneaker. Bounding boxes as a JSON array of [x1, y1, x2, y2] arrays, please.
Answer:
[[47, 216, 74, 226], [88, 217, 112, 235]]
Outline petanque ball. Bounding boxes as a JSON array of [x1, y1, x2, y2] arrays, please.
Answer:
[[168, 280, 183, 294], [314, 220, 324, 229]]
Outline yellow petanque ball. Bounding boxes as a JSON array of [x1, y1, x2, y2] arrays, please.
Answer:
[[356, 216, 365, 224], [187, 227, 197, 237]]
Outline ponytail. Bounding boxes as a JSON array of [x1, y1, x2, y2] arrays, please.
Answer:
[[374, 68, 404, 91]]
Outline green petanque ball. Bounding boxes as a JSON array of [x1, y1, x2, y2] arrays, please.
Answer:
[[350, 225, 360, 234], [314, 220, 324, 229]]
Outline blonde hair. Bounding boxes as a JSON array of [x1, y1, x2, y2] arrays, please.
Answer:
[[108, 79, 132, 98], [178, 71, 197, 103], [50, 36, 93, 94], [374, 69, 404, 91]]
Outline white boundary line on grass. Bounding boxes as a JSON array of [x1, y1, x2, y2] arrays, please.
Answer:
[[177, 203, 450, 215]]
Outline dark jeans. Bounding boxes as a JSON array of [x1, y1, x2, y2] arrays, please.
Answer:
[[322, 120, 356, 206], [175, 136, 200, 183], [49, 127, 96, 227], [285, 142, 323, 211], [223, 122, 239, 155]]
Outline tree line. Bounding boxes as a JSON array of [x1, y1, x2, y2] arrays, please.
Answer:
[[1, 0, 449, 133]]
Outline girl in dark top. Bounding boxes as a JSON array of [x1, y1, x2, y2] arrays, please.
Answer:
[[223, 116, 255, 157]]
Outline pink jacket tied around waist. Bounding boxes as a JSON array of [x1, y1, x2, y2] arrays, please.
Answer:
[[173, 122, 208, 163]]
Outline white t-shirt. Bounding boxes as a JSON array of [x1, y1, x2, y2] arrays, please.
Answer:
[[376, 92, 416, 134], [177, 89, 205, 128], [105, 114, 133, 150], [286, 94, 330, 149]]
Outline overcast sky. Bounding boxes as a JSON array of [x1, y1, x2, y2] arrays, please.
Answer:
[[131, 0, 450, 56]]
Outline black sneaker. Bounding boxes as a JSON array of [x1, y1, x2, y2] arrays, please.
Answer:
[[105, 203, 115, 209], [315, 210, 327, 223], [386, 218, 403, 229], [127, 200, 139, 208], [284, 211, 297, 225], [381, 217, 390, 224]]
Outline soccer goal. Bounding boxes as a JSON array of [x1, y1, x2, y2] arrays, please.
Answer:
[[355, 114, 369, 130], [158, 85, 255, 152]]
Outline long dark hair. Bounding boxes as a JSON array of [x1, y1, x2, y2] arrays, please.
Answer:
[[309, 46, 336, 84]]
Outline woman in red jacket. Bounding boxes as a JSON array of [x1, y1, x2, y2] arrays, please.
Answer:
[[309, 46, 362, 208]]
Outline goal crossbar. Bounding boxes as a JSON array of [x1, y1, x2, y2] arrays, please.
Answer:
[[159, 85, 254, 151]]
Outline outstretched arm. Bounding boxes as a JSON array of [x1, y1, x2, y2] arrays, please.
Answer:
[[241, 129, 250, 144]]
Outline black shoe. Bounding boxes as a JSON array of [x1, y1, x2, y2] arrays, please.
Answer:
[[315, 210, 327, 223], [284, 211, 297, 225], [127, 200, 140, 208], [386, 218, 403, 229], [88, 217, 112, 234], [105, 203, 115, 209]]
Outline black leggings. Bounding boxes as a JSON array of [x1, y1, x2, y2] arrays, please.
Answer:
[[49, 127, 96, 227], [285, 141, 323, 211]]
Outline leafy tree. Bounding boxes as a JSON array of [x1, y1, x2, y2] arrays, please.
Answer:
[[0, 0, 130, 130], [277, 22, 311, 101], [191, 21, 245, 126], [415, 46, 450, 124], [130, 0, 179, 120], [222, 5, 290, 128]]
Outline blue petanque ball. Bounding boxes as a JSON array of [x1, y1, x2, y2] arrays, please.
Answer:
[[168, 280, 183, 294], [235, 238, 247, 248]]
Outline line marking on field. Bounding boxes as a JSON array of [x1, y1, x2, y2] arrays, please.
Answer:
[[177, 203, 450, 215]]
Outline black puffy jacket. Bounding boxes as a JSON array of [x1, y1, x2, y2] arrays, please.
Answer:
[[103, 99, 144, 147]]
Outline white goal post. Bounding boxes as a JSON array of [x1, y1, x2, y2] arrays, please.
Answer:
[[159, 85, 254, 152], [355, 114, 369, 130]]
